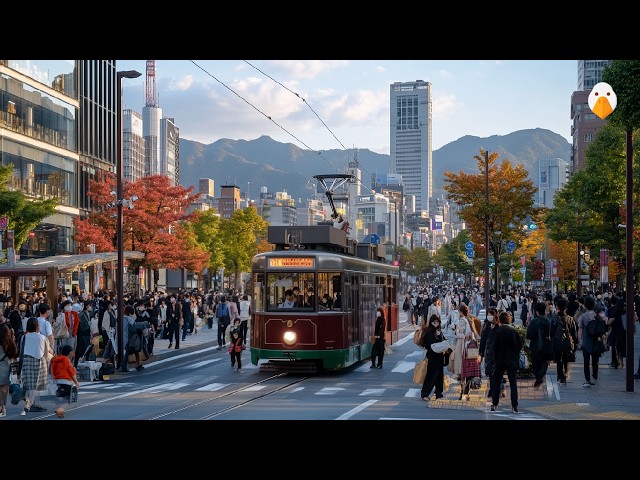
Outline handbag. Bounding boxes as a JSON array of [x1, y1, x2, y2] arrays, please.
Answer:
[[465, 339, 479, 359], [413, 358, 428, 385], [447, 348, 456, 373], [519, 349, 528, 369], [53, 314, 70, 339]]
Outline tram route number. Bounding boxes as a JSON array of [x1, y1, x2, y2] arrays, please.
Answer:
[[269, 258, 315, 268]]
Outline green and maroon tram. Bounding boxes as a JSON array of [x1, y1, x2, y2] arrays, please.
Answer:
[[249, 224, 399, 372]]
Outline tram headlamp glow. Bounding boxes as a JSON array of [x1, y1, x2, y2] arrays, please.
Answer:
[[283, 330, 297, 345]]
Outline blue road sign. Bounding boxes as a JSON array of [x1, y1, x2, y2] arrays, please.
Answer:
[[506, 240, 516, 253], [465, 249, 475, 259], [465, 241, 474, 250]]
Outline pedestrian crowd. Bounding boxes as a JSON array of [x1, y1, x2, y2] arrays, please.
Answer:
[[0, 286, 251, 418], [408, 282, 640, 414]]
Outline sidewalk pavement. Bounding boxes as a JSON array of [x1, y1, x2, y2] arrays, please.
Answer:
[[526, 327, 640, 420]]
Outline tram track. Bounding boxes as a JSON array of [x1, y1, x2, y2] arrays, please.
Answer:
[[147, 372, 312, 420]]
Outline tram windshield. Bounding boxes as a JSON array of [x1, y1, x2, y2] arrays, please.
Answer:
[[252, 271, 342, 312]]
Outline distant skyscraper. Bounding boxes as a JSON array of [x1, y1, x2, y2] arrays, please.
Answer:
[[538, 158, 570, 208], [577, 60, 613, 90], [142, 105, 162, 177], [123, 109, 145, 182], [142, 61, 180, 185], [571, 60, 612, 172], [160, 117, 179, 185], [390, 80, 432, 215]]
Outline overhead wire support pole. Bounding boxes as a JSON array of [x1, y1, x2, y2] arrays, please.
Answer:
[[484, 150, 490, 321]]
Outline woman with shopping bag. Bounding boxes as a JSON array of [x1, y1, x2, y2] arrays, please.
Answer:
[[420, 314, 451, 401], [456, 303, 481, 400]]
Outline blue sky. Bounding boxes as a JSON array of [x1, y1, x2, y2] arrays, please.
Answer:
[[116, 60, 578, 155]]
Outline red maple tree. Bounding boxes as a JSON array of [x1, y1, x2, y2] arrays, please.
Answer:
[[74, 174, 210, 272]]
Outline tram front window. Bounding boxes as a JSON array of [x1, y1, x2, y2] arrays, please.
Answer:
[[264, 272, 342, 312]]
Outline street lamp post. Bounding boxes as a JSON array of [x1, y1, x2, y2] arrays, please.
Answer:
[[484, 150, 490, 321], [116, 69, 141, 371]]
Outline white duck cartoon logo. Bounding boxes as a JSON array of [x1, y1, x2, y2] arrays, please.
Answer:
[[588, 82, 617, 120]]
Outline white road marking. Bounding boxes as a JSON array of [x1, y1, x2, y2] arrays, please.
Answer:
[[335, 399, 378, 420], [185, 358, 223, 368], [317, 387, 346, 395], [393, 361, 417, 373], [196, 383, 228, 391], [360, 388, 386, 396]]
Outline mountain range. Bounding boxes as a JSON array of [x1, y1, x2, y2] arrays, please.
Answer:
[[178, 128, 571, 204]]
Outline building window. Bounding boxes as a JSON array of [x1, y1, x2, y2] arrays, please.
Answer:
[[584, 133, 593, 142]]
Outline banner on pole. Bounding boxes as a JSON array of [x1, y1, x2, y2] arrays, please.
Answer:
[[600, 248, 609, 284]]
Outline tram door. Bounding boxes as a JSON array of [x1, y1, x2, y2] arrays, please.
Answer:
[[359, 285, 377, 342]]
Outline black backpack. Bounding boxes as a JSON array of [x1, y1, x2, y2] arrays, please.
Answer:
[[553, 315, 573, 353], [586, 312, 607, 337]]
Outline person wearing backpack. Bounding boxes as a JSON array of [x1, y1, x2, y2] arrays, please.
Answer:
[[215, 297, 232, 351], [606, 294, 626, 369], [577, 296, 604, 388], [526, 301, 553, 390], [550, 297, 578, 384]]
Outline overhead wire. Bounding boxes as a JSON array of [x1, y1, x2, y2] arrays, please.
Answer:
[[189, 60, 343, 175], [241, 60, 379, 195]]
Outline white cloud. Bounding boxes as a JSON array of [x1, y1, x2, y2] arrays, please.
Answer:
[[265, 60, 349, 79], [432, 93, 460, 118], [168, 75, 195, 91]]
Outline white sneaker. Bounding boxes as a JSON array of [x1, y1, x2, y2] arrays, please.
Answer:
[[20, 409, 27, 416], [582, 381, 591, 388]]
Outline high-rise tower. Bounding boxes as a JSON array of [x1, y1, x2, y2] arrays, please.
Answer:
[[571, 60, 612, 172], [390, 80, 432, 215], [143, 60, 162, 177]]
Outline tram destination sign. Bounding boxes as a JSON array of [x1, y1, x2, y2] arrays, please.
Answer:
[[269, 257, 315, 268]]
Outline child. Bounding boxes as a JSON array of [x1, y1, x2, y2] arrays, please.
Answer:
[[228, 331, 243, 370], [49, 344, 80, 418], [225, 318, 242, 345]]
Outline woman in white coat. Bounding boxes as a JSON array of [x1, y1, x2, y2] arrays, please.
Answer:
[[452, 303, 474, 379]]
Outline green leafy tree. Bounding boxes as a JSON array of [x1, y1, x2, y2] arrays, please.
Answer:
[[545, 122, 640, 284], [219, 206, 268, 290], [603, 60, 640, 291], [434, 229, 474, 280], [0, 165, 58, 258], [186, 209, 226, 278]]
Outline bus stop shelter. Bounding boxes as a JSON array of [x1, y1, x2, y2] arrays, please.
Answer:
[[0, 251, 144, 313]]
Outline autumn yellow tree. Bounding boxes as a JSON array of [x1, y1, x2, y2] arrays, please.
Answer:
[[443, 149, 538, 293]]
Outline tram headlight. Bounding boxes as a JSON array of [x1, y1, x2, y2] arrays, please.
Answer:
[[283, 330, 297, 346]]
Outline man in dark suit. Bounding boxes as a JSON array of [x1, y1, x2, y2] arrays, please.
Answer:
[[181, 293, 193, 341], [491, 311, 523, 413]]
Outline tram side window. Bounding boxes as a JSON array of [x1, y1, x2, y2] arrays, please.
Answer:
[[317, 272, 341, 310]]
